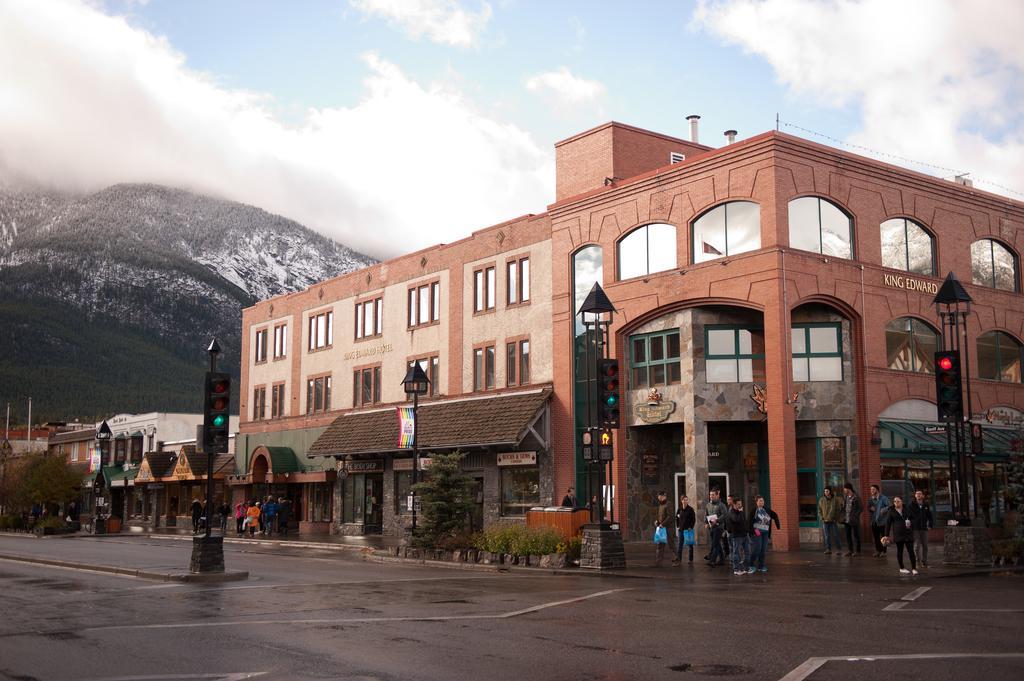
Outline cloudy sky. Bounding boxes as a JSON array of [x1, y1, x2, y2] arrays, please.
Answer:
[[1, 0, 1022, 259]]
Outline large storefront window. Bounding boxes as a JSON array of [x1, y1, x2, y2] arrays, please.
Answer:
[[705, 326, 765, 383], [881, 218, 935, 275], [500, 467, 540, 517], [977, 331, 1022, 382], [618, 223, 676, 280], [796, 438, 846, 525], [692, 201, 761, 263], [792, 323, 842, 382], [885, 317, 939, 374], [309, 482, 331, 522], [629, 330, 681, 389], [788, 196, 853, 259]]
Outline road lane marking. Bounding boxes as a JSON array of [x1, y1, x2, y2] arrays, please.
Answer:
[[901, 586, 931, 601], [82, 674, 267, 681], [779, 653, 1024, 681], [883, 585, 1024, 613], [82, 588, 631, 632]]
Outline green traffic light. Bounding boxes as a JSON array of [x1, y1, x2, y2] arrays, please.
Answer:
[[606, 395, 618, 406], [213, 414, 227, 428]]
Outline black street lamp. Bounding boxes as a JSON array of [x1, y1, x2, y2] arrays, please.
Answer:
[[94, 420, 112, 534], [402, 362, 431, 534], [577, 282, 616, 524], [933, 272, 974, 522]]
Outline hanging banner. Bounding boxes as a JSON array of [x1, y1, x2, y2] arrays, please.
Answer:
[[397, 407, 416, 449]]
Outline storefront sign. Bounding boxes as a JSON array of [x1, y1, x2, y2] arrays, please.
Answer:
[[924, 425, 947, 434], [984, 407, 1024, 427], [136, 461, 153, 482], [344, 459, 384, 474], [342, 343, 393, 361], [497, 451, 537, 466], [147, 484, 164, 490], [172, 457, 192, 480], [634, 400, 675, 423], [641, 453, 659, 485], [882, 273, 939, 294], [393, 457, 433, 471]]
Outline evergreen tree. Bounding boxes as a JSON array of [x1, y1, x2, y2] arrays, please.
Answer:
[[410, 451, 475, 547]]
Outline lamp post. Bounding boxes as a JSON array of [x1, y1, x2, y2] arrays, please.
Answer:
[[95, 420, 112, 533], [933, 272, 974, 522], [402, 362, 431, 535], [577, 283, 616, 524]]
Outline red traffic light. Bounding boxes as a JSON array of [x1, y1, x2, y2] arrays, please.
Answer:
[[937, 356, 954, 371], [603, 362, 618, 378], [212, 380, 228, 394]]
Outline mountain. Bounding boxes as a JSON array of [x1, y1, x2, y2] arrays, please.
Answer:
[[0, 183, 375, 422]]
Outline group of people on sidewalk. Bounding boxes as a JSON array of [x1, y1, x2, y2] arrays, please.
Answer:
[[233, 497, 293, 537], [822, 483, 934, 575], [654, 488, 781, 575]]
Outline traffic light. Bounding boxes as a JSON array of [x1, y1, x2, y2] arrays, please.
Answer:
[[597, 358, 620, 428], [598, 428, 614, 461], [203, 371, 231, 453], [934, 351, 963, 422], [581, 429, 594, 461]]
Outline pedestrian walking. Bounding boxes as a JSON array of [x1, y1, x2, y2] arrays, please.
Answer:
[[277, 497, 291, 535], [867, 484, 891, 557], [673, 494, 696, 565], [245, 501, 261, 537], [654, 491, 674, 567], [235, 502, 245, 535], [841, 483, 862, 556], [705, 488, 728, 567], [218, 501, 230, 533], [748, 495, 781, 573], [262, 497, 278, 536], [818, 486, 843, 554], [190, 498, 203, 534], [561, 487, 577, 508], [885, 496, 918, 575], [908, 490, 933, 568], [725, 497, 751, 575]]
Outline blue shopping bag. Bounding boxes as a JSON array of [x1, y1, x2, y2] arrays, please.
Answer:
[[654, 525, 668, 544], [683, 528, 695, 546]]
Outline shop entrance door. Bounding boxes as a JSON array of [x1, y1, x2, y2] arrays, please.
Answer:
[[363, 474, 383, 533], [470, 476, 484, 531], [709, 472, 730, 499]]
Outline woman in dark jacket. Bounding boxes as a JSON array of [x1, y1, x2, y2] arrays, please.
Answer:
[[673, 495, 697, 565], [885, 496, 917, 576], [748, 495, 781, 573]]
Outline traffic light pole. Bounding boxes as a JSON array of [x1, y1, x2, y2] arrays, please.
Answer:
[[205, 346, 218, 539]]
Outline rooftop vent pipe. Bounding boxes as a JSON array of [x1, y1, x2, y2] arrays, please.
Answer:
[[724, 130, 737, 144], [686, 115, 700, 144]]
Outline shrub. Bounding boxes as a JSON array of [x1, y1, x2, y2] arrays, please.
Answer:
[[434, 532, 477, 551], [556, 535, 583, 560], [35, 516, 66, 530], [473, 524, 564, 556], [0, 514, 25, 530]]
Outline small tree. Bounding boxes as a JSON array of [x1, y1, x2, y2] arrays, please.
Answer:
[[19, 453, 82, 513], [411, 451, 475, 547]]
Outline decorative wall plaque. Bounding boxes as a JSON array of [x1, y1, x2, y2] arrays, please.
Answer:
[[634, 389, 675, 423]]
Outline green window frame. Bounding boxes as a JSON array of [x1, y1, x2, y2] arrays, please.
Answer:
[[792, 323, 843, 382], [629, 330, 681, 390], [704, 325, 765, 383], [797, 437, 846, 526]]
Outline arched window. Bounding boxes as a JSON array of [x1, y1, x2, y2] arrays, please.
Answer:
[[885, 318, 939, 373], [617, 223, 676, 280], [692, 201, 761, 263], [881, 218, 935, 275], [971, 239, 1018, 292], [977, 331, 1022, 382], [788, 196, 853, 259]]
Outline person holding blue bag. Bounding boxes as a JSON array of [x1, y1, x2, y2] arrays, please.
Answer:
[[654, 491, 673, 567], [673, 494, 696, 565]]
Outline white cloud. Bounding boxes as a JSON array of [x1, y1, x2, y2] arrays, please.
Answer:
[[0, 0, 552, 259], [526, 67, 606, 106], [350, 0, 492, 48], [693, 0, 1024, 199]]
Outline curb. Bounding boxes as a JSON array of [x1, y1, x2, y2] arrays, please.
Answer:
[[138, 533, 371, 554], [0, 552, 249, 583], [363, 551, 648, 579]]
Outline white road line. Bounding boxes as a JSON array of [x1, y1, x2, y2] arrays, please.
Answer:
[[82, 674, 267, 681], [779, 653, 1024, 681], [901, 586, 931, 601], [83, 588, 631, 632]]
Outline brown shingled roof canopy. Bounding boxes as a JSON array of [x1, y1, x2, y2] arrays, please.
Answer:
[[308, 387, 551, 457]]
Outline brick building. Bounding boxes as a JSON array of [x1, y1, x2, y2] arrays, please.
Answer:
[[240, 119, 1024, 549]]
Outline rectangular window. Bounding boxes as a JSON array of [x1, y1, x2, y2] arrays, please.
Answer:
[[272, 324, 288, 359], [797, 437, 847, 525], [252, 386, 266, 421], [353, 366, 382, 406], [254, 328, 268, 363], [408, 281, 441, 327], [500, 467, 540, 516], [271, 384, 285, 418], [629, 330, 681, 389], [506, 257, 530, 305], [474, 266, 496, 312], [355, 298, 383, 340], [520, 339, 530, 384], [308, 311, 333, 351], [473, 345, 496, 391], [408, 356, 439, 396], [705, 326, 766, 383], [305, 375, 332, 414], [309, 482, 331, 523], [395, 471, 412, 514], [792, 323, 843, 382], [506, 342, 517, 386], [505, 339, 531, 387]]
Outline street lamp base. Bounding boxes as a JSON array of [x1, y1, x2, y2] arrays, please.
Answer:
[[190, 535, 225, 573], [579, 523, 626, 570]]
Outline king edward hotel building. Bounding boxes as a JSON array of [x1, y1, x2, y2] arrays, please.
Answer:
[[236, 116, 1024, 550]]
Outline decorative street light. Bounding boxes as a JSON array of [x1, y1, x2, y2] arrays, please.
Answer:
[[94, 420, 112, 534], [577, 282, 616, 524], [402, 362, 431, 534], [933, 272, 974, 522]]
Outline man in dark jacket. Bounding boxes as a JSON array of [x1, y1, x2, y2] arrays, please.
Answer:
[[867, 484, 891, 557], [673, 494, 696, 565], [841, 483, 862, 556], [705, 488, 728, 567], [561, 487, 577, 508], [190, 498, 203, 534], [908, 489, 934, 568], [725, 497, 751, 575]]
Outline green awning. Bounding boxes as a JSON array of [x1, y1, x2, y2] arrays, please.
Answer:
[[879, 420, 1018, 457], [130, 430, 144, 438]]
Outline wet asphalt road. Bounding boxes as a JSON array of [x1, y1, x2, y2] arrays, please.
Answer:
[[0, 535, 1021, 681]]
